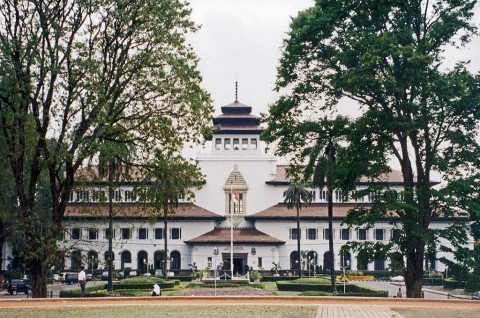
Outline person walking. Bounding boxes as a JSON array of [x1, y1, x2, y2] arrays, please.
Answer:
[[78, 266, 87, 297]]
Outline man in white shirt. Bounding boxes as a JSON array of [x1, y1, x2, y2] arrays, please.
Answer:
[[78, 266, 86, 297]]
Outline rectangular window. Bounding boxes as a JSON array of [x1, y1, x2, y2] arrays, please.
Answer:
[[250, 138, 257, 150], [335, 190, 343, 202], [289, 228, 301, 240], [375, 229, 384, 241], [71, 228, 81, 240], [323, 229, 334, 240], [122, 228, 131, 240], [138, 228, 148, 240], [93, 190, 106, 202], [215, 138, 222, 150], [224, 138, 231, 150], [374, 259, 385, 270], [105, 228, 115, 239], [319, 190, 327, 202], [258, 257, 263, 268], [357, 229, 368, 240], [307, 228, 317, 240], [124, 190, 136, 202], [233, 138, 240, 150], [310, 190, 316, 202], [341, 229, 350, 240], [208, 257, 212, 268], [229, 193, 244, 214], [76, 191, 89, 202], [391, 229, 401, 240], [114, 190, 122, 202], [154, 228, 164, 240], [88, 228, 98, 240], [170, 228, 181, 240], [242, 138, 248, 150], [69, 192, 74, 202]]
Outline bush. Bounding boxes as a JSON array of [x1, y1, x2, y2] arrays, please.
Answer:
[[276, 280, 387, 297], [443, 279, 465, 289]]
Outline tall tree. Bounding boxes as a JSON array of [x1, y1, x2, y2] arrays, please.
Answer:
[[283, 180, 312, 278], [0, 0, 212, 297], [263, 0, 480, 297]]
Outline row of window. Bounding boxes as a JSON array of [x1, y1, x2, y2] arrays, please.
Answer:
[[68, 227, 182, 240], [70, 189, 139, 203], [289, 228, 400, 241], [215, 138, 258, 151]]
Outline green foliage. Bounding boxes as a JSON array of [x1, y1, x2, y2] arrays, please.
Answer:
[[263, 0, 480, 298], [0, 0, 212, 297]]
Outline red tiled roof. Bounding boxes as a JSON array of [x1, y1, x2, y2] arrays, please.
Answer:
[[268, 165, 410, 184], [248, 203, 358, 219], [65, 203, 222, 219], [185, 227, 285, 244]]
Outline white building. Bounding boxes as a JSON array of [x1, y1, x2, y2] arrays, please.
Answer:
[[15, 97, 464, 276]]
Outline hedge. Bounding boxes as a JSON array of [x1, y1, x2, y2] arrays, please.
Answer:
[[261, 276, 298, 282], [443, 279, 465, 289], [422, 278, 444, 286], [276, 281, 386, 296], [111, 281, 176, 290]]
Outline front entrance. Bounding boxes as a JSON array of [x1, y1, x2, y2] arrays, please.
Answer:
[[222, 253, 248, 276]]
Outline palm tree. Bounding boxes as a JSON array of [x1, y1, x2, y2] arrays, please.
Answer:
[[284, 180, 312, 278], [302, 116, 351, 293]]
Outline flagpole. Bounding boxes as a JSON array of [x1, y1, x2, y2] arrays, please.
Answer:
[[231, 183, 234, 280]]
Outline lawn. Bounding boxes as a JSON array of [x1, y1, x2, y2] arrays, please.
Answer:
[[0, 304, 479, 318]]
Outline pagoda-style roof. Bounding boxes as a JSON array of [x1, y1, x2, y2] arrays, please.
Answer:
[[184, 227, 285, 245], [64, 203, 223, 220], [210, 100, 263, 136]]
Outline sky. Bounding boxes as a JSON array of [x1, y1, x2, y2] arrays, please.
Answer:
[[187, 0, 480, 118]]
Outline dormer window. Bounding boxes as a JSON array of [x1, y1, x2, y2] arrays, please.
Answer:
[[224, 138, 231, 150], [242, 138, 248, 150], [250, 138, 257, 150], [233, 138, 240, 150]]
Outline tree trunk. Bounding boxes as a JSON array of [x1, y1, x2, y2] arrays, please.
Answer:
[[163, 207, 168, 280], [296, 207, 302, 278], [29, 258, 47, 298], [328, 186, 336, 293], [107, 161, 114, 293]]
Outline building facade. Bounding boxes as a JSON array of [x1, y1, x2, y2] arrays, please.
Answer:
[[2, 97, 464, 276]]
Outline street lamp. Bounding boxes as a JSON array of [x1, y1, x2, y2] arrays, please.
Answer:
[[338, 256, 350, 294], [213, 247, 219, 296]]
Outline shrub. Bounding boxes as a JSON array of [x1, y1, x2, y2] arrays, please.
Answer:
[[443, 279, 465, 289]]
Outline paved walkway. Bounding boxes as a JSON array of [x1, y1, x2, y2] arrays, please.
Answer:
[[316, 305, 404, 318]]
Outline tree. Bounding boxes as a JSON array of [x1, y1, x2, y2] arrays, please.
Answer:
[[140, 150, 204, 279], [263, 0, 480, 297], [0, 0, 212, 297], [283, 180, 312, 278]]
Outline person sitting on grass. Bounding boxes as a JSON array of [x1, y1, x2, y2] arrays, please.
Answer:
[[151, 284, 161, 296]]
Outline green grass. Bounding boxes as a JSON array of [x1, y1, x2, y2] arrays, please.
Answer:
[[0, 305, 318, 318], [0, 305, 479, 318]]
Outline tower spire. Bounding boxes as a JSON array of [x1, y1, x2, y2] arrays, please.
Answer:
[[235, 80, 238, 102]]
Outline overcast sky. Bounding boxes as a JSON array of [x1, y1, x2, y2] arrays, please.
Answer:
[[187, 0, 480, 118]]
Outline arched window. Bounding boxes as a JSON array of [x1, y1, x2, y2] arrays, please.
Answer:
[[70, 250, 82, 270], [87, 251, 98, 270], [170, 251, 181, 270], [356, 250, 369, 271], [137, 251, 148, 272], [323, 251, 333, 271], [340, 252, 351, 269], [154, 250, 165, 269], [120, 250, 132, 269], [290, 251, 299, 270]]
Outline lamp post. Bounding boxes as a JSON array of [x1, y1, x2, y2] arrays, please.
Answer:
[[307, 256, 312, 277], [313, 253, 317, 277], [338, 256, 350, 294], [213, 247, 219, 296]]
